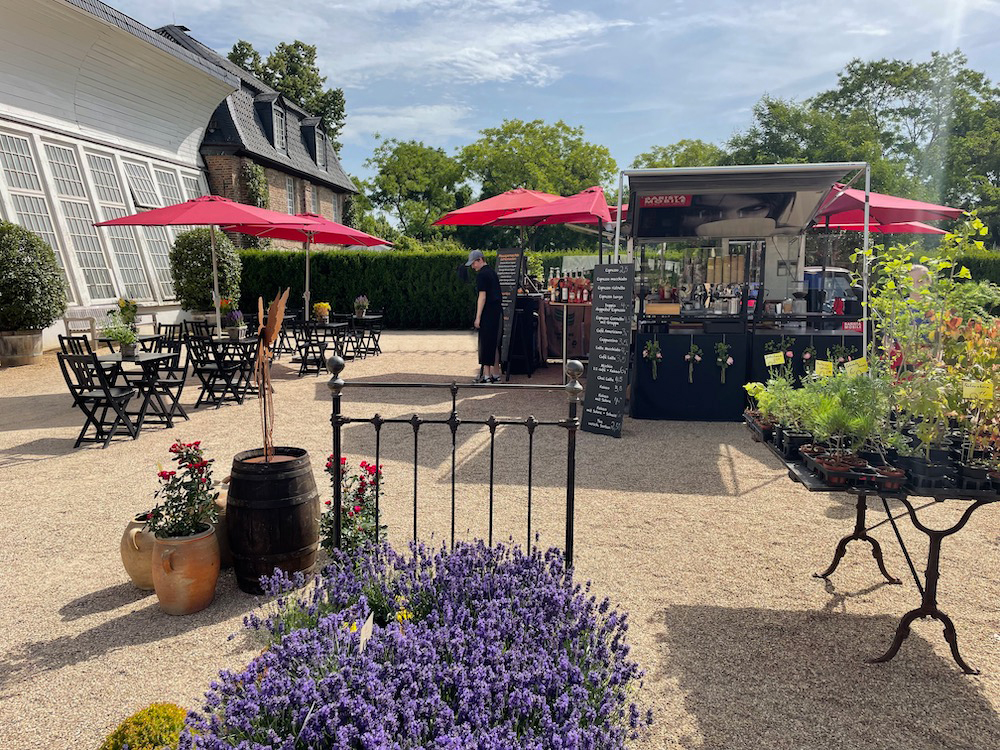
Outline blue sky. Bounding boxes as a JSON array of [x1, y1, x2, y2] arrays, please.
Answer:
[[115, 0, 1000, 184]]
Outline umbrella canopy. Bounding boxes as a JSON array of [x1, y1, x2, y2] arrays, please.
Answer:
[[224, 214, 391, 314], [492, 186, 612, 227], [95, 195, 313, 332], [813, 219, 947, 235], [816, 183, 963, 225], [433, 187, 562, 226]]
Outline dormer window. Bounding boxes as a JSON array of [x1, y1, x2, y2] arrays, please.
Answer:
[[273, 107, 286, 151], [316, 132, 327, 170]]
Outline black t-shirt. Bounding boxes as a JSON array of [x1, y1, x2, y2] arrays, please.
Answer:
[[476, 264, 502, 306]]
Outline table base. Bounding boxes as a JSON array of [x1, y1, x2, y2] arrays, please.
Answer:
[[813, 493, 901, 585]]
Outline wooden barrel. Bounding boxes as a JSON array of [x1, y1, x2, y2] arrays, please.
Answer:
[[227, 447, 321, 594]]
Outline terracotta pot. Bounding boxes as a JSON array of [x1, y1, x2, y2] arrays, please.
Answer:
[[152, 525, 220, 615], [213, 490, 232, 569], [120, 513, 155, 591]]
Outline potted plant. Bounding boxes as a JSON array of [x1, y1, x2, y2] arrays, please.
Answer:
[[102, 311, 139, 358], [313, 301, 331, 323], [354, 295, 369, 317], [114, 297, 139, 330], [168, 228, 241, 317], [0, 221, 67, 366], [146, 441, 220, 615], [220, 299, 246, 340]]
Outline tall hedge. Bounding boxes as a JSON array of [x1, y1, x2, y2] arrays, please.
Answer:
[[957, 254, 1000, 285], [238, 250, 590, 328]]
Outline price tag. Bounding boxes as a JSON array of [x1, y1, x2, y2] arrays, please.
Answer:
[[843, 357, 869, 376], [963, 381, 994, 401], [764, 352, 785, 367], [814, 360, 834, 377]]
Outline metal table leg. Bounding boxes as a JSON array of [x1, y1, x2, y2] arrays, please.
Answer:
[[814, 492, 901, 584], [868, 496, 992, 674], [561, 303, 568, 384]]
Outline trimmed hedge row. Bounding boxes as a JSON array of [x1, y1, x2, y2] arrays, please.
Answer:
[[238, 250, 592, 329], [958, 254, 1000, 285]]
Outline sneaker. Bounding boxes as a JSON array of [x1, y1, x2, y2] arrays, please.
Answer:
[[489, 376, 502, 383], [472, 375, 490, 384]]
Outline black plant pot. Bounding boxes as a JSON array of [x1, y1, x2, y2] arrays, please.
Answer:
[[781, 430, 813, 460]]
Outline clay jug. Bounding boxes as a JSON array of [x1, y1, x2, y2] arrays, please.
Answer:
[[120, 513, 155, 591], [213, 490, 233, 569], [151, 525, 220, 615]]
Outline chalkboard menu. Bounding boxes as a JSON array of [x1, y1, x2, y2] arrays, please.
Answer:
[[495, 248, 524, 372], [582, 264, 634, 438]]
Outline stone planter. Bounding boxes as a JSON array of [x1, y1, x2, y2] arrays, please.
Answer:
[[120, 341, 138, 358], [225, 325, 247, 341], [152, 525, 220, 615], [354, 308, 368, 318], [120, 512, 156, 591], [0, 329, 43, 367]]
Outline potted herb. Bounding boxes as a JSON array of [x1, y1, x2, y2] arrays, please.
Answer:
[[220, 299, 246, 340], [146, 441, 220, 615], [102, 311, 139, 358], [114, 297, 139, 329], [354, 295, 369, 317], [0, 221, 67, 366], [313, 301, 331, 323]]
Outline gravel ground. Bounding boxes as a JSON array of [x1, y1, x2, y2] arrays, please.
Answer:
[[2, 329, 999, 749]]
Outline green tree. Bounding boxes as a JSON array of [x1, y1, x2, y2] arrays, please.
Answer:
[[227, 40, 346, 152], [460, 118, 617, 196], [364, 138, 467, 241], [343, 174, 400, 245], [630, 139, 727, 169]]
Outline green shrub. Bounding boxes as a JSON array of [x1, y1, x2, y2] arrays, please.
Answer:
[[957, 254, 1000, 285], [170, 228, 241, 311], [0, 221, 67, 330], [239, 249, 596, 328], [99, 702, 186, 750]]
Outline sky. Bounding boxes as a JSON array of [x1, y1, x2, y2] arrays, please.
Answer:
[[113, 0, 1000, 184]]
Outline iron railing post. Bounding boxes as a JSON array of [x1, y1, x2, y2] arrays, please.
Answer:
[[326, 354, 346, 550], [563, 360, 584, 569]]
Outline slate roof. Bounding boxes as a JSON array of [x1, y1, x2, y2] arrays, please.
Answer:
[[156, 25, 356, 194], [62, 0, 238, 88]]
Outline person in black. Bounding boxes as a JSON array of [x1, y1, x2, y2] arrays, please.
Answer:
[[467, 249, 502, 383]]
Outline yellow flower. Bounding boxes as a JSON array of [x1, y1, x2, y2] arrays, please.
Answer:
[[342, 621, 358, 632], [395, 608, 412, 624]]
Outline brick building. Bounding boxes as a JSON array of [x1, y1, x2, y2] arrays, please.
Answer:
[[156, 25, 356, 249]]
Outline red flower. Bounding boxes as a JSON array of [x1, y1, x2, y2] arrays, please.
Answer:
[[324, 500, 331, 506], [354, 505, 361, 513], [341, 457, 347, 465]]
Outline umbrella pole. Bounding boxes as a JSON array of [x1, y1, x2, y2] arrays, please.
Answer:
[[863, 164, 871, 360], [304, 234, 312, 318], [211, 225, 222, 335], [597, 218, 603, 265]]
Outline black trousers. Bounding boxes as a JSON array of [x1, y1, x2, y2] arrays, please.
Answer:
[[478, 304, 502, 366]]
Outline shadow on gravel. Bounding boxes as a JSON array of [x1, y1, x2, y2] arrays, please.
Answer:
[[654, 604, 1000, 750], [0, 577, 257, 697]]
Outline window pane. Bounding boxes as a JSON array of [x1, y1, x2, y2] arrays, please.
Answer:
[[142, 226, 175, 299], [123, 161, 160, 207], [286, 175, 294, 214], [61, 200, 115, 299], [100, 206, 153, 300], [183, 175, 203, 200], [274, 108, 286, 150], [44, 144, 87, 198], [155, 168, 183, 205], [86, 153, 124, 204], [0, 133, 42, 191]]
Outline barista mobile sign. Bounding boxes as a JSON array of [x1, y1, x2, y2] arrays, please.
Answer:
[[639, 194, 692, 207]]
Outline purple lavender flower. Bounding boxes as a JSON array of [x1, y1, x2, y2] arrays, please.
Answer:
[[183, 542, 651, 748]]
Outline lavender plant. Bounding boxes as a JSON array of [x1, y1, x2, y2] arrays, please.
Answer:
[[185, 541, 651, 748]]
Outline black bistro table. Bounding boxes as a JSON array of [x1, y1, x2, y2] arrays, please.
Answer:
[[753, 427, 999, 675], [98, 351, 176, 429]]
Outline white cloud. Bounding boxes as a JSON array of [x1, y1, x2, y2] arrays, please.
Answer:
[[341, 103, 474, 144]]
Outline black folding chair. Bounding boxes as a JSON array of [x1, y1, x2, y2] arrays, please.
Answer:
[[186, 335, 244, 408], [355, 313, 384, 358], [147, 333, 189, 424], [292, 322, 336, 376], [184, 320, 214, 339], [331, 314, 360, 360], [59, 334, 123, 403], [57, 353, 138, 448]]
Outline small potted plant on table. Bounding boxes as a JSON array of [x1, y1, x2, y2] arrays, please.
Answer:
[[102, 310, 139, 358], [354, 295, 369, 318], [146, 441, 220, 615], [313, 301, 331, 324], [221, 299, 246, 340]]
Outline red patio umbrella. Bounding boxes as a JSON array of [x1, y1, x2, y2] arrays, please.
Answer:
[[433, 187, 562, 226], [492, 186, 613, 262], [95, 195, 314, 333], [223, 213, 391, 314], [816, 183, 963, 225], [813, 219, 947, 235]]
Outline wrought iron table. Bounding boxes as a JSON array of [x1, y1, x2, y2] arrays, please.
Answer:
[[764, 439, 998, 674]]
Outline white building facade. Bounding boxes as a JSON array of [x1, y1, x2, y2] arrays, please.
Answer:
[[0, 0, 237, 331]]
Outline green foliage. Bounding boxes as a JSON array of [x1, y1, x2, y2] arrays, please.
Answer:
[[169, 228, 242, 312], [0, 221, 67, 330], [630, 139, 726, 169], [460, 118, 617, 197], [101, 311, 137, 345], [365, 138, 466, 240], [239, 162, 270, 250], [99, 702, 186, 750], [227, 40, 346, 151]]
